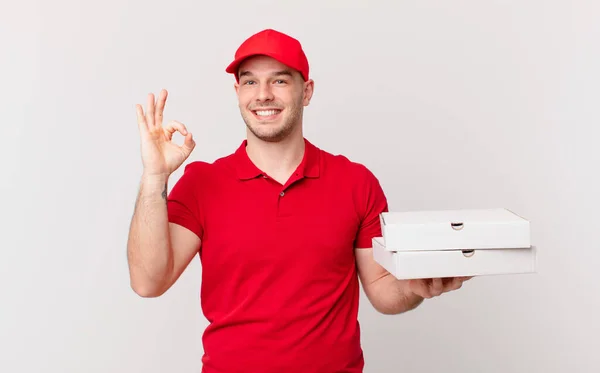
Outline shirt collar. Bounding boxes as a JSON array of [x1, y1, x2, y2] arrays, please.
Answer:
[[234, 138, 321, 180]]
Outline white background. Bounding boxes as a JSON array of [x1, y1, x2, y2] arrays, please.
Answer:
[[1, 0, 598, 372]]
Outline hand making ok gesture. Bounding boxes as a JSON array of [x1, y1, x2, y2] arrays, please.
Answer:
[[136, 89, 195, 178]]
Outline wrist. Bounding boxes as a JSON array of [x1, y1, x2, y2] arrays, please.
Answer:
[[139, 173, 170, 198], [141, 172, 170, 186], [402, 283, 425, 309]]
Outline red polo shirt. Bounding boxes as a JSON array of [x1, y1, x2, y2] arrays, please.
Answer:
[[167, 138, 388, 373]]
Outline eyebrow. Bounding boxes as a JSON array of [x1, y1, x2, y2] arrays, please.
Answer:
[[238, 70, 294, 79]]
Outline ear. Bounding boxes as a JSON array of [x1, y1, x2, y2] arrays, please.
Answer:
[[302, 79, 314, 106], [234, 81, 240, 95]]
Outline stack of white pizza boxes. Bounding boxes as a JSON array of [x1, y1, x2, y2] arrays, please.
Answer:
[[372, 208, 537, 280]]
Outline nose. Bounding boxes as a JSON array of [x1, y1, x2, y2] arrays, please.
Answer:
[[256, 82, 274, 102]]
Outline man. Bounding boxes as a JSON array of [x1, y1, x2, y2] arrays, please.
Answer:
[[127, 29, 471, 373]]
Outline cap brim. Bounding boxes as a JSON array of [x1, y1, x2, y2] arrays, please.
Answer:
[[225, 52, 286, 76], [225, 57, 246, 74]]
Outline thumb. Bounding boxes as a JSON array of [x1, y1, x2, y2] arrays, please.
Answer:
[[181, 132, 195, 154]]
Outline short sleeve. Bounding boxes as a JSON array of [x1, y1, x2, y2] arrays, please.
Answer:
[[167, 162, 204, 239], [354, 165, 389, 249]]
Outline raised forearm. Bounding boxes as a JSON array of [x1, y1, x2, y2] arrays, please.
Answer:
[[127, 173, 173, 296]]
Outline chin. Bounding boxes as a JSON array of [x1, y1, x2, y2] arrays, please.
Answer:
[[250, 127, 285, 142], [247, 123, 295, 143]]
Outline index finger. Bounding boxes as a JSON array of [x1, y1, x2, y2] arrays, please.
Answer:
[[155, 89, 168, 127]]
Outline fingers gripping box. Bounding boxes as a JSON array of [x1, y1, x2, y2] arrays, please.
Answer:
[[373, 208, 537, 279]]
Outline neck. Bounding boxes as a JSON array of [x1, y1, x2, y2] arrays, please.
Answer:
[[245, 130, 305, 182]]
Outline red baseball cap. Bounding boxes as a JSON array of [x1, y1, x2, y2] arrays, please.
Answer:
[[225, 29, 309, 82]]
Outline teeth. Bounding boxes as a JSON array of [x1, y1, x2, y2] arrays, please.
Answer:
[[255, 110, 280, 116]]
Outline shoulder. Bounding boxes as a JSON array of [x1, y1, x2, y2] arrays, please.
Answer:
[[318, 146, 382, 185], [321, 149, 389, 231], [171, 153, 236, 195], [315, 144, 387, 213], [179, 152, 237, 178]]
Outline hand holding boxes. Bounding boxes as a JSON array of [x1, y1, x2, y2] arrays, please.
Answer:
[[373, 208, 537, 280]]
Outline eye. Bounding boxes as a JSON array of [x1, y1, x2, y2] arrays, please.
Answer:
[[242, 80, 256, 85], [274, 79, 286, 84]]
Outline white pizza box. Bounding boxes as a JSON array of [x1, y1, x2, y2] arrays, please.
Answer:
[[379, 208, 530, 251], [372, 236, 537, 280]]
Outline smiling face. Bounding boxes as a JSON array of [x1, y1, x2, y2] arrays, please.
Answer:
[[234, 55, 314, 142]]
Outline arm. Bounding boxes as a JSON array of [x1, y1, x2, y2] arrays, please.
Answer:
[[356, 250, 471, 314], [351, 164, 416, 314], [127, 89, 199, 298], [356, 248, 424, 314], [127, 174, 200, 298], [352, 165, 469, 314]]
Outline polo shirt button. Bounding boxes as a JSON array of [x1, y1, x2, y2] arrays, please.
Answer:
[[279, 191, 285, 197]]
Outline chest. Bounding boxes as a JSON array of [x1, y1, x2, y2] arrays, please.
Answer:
[[199, 177, 361, 273]]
